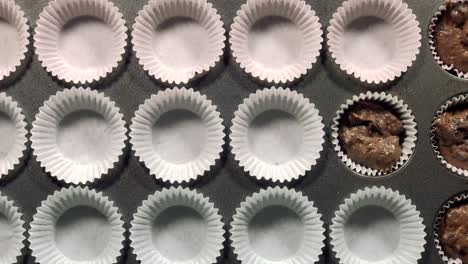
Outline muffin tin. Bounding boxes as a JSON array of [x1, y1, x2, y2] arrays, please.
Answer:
[[0, 0, 466, 263]]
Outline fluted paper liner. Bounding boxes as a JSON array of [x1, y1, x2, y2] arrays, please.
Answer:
[[0, 192, 25, 264], [327, 0, 421, 84], [29, 187, 125, 264], [132, 0, 225, 84], [331, 91, 417, 176], [130, 87, 224, 183], [330, 186, 426, 264], [428, 0, 468, 79], [230, 0, 323, 84], [34, 0, 127, 84], [31, 87, 127, 184], [0, 93, 27, 178], [0, 0, 29, 81], [431, 94, 468, 178], [434, 192, 468, 264], [130, 187, 224, 264], [230, 87, 325, 182], [230, 187, 325, 264]]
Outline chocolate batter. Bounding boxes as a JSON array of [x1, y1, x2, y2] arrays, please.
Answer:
[[434, 2, 468, 73], [439, 203, 468, 263], [434, 108, 468, 170], [339, 101, 404, 170]]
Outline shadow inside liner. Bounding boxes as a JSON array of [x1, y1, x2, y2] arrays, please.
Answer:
[[343, 205, 400, 261], [59, 16, 116, 69], [342, 16, 396, 70], [0, 213, 14, 258], [152, 206, 207, 261], [57, 110, 111, 163], [0, 112, 17, 160], [152, 17, 211, 69], [248, 205, 303, 261], [248, 110, 303, 165], [152, 109, 206, 164], [55, 206, 111, 261], [248, 16, 303, 69]]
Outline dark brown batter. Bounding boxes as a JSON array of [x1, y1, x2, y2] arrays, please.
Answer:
[[339, 101, 403, 170], [434, 108, 468, 170], [434, 2, 468, 73], [439, 203, 468, 263]]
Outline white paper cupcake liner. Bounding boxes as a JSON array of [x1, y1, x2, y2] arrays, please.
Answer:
[[428, 0, 468, 79], [130, 87, 224, 183], [434, 192, 468, 264], [132, 0, 225, 84], [331, 91, 417, 176], [431, 94, 468, 178], [330, 186, 426, 264], [327, 0, 421, 84], [0, 192, 25, 264], [29, 187, 125, 264], [230, 0, 323, 84], [0, 93, 27, 178], [230, 87, 324, 182], [130, 187, 224, 264], [34, 0, 127, 84], [0, 0, 29, 81], [230, 187, 325, 264], [31, 87, 127, 184]]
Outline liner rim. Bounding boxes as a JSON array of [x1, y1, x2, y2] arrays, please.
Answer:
[[29, 186, 125, 264], [131, 0, 226, 85], [331, 91, 418, 177], [0, 92, 27, 179], [229, 86, 325, 183], [0, 191, 26, 264], [230, 186, 325, 264], [31, 87, 127, 185], [428, 0, 468, 79], [129, 187, 224, 264], [327, 0, 422, 84], [433, 192, 468, 264], [34, 0, 128, 84], [229, 0, 324, 84], [129, 87, 225, 184], [0, 0, 29, 81], [430, 93, 468, 178], [330, 186, 426, 264]]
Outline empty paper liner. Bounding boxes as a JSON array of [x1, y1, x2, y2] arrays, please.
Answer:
[[29, 187, 125, 264], [230, 187, 325, 264], [132, 0, 225, 84], [130, 187, 224, 264], [0, 192, 25, 264], [327, 0, 421, 84], [230, 87, 325, 182], [0, 93, 27, 178], [330, 186, 426, 264], [331, 91, 417, 177], [130, 87, 224, 184], [34, 0, 127, 84], [31, 87, 127, 184], [230, 0, 323, 83], [0, 0, 29, 81]]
